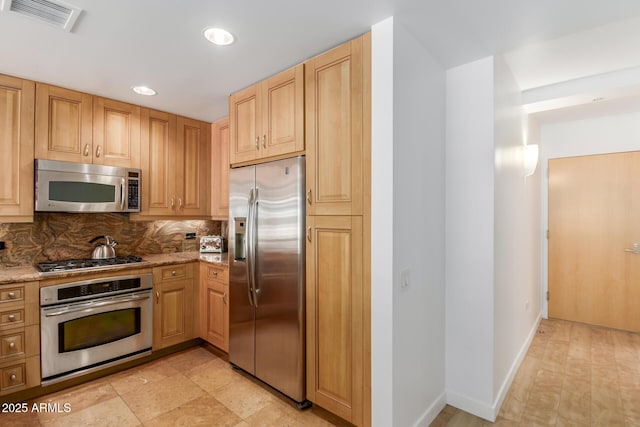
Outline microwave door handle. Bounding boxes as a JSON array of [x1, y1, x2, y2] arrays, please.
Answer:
[[120, 178, 126, 211]]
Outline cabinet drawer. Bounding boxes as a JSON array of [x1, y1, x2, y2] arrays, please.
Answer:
[[159, 264, 193, 280], [204, 265, 227, 283], [0, 331, 24, 359], [0, 308, 24, 329], [0, 286, 24, 305], [1, 362, 25, 391]]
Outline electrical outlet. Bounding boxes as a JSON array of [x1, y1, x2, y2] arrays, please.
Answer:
[[400, 269, 410, 289], [185, 232, 196, 240]]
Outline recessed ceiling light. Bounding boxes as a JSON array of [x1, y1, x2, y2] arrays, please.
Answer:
[[132, 86, 157, 96], [203, 27, 234, 46]]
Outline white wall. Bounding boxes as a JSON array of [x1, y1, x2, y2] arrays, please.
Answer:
[[445, 57, 496, 418], [371, 16, 448, 427], [392, 20, 446, 427], [539, 109, 640, 317], [371, 17, 395, 427], [492, 55, 541, 413]]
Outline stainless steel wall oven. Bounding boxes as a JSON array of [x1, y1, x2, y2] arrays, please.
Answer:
[[40, 273, 152, 385]]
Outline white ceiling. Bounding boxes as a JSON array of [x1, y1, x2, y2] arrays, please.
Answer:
[[2, 0, 640, 122]]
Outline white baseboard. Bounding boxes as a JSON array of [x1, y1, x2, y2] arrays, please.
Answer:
[[446, 313, 542, 422], [446, 390, 496, 422], [491, 313, 542, 419], [412, 392, 447, 427]]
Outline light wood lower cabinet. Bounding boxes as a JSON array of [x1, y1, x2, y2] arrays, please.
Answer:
[[0, 74, 35, 223], [306, 216, 364, 425], [0, 281, 40, 395], [152, 263, 196, 350], [199, 263, 229, 351]]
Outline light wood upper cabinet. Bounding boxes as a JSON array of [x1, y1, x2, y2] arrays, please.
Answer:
[[305, 37, 366, 216], [177, 117, 210, 216], [211, 118, 229, 220], [35, 83, 92, 163], [93, 97, 141, 168], [36, 86, 140, 168], [140, 108, 176, 216], [0, 75, 34, 223], [137, 110, 210, 218], [229, 64, 304, 166]]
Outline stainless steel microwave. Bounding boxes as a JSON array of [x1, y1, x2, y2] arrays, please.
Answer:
[[35, 159, 140, 213]]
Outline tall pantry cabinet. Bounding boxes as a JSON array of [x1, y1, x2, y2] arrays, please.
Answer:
[[305, 33, 371, 427]]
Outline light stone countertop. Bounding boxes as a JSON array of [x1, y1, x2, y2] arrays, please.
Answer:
[[0, 251, 228, 285]]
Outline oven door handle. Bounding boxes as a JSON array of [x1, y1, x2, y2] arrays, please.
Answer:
[[43, 293, 150, 317]]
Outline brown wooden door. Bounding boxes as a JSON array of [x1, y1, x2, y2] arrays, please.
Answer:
[[35, 83, 92, 163], [211, 118, 230, 220], [0, 75, 34, 222], [177, 117, 210, 216], [153, 265, 194, 350], [229, 83, 261, 165], [140, 108, 177, 216], [306, 215, 363, 425], [305, 36, 364, 216], [261, 64, 304, 158], [93, 97, 140, 168], [199, 263, 228, 351], [549, 151, 640, 332]]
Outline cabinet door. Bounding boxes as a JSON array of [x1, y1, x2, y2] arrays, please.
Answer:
[[153, 269, 194, 350], [305, 37, 365, 216], [140, 108, 177, 216], [93, 97, 141, 168], [35, 83, 92, 163], [261, 64, 304, 158], [199, 264, 228, 351], [229, 83, 261, 165], [177, 117, 210, 216], [211, 118, 229, 219], [0, 75, 34, 222], [306, 215, 363, 425]]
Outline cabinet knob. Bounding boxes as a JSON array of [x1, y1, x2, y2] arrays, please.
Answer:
[[83, 144, 90, 156], [8, 342, 15, 349], [307, 226, 312, 242], [178, 198, 183, 209], [9, 374, 16, 381], [155, 291, 160, 304], [223, 292, 227, 304], [171, 270, 176, 276], [8, 314, 16, 322], [96, 145, 102, 158], [212, 271, 218, 276], [306, 189, 312, 205], [262, 134, 266, 149], [171, 197, 176, 209], [255, 136, 260, 150], [7, 292, 16, 299]]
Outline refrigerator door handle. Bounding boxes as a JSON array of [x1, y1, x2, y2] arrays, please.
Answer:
[[246, 188, 255, 307], [251, 188, 259, 307]]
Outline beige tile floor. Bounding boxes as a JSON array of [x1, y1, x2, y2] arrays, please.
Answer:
[[2, 317, 638, 426], [0, 346, 347, 427], [431, 318, 640, 426]]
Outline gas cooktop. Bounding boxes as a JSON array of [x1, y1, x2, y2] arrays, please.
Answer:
[[37, 256, 144, 273]]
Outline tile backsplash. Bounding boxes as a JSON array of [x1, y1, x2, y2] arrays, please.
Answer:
[[0, 213, 221, 268]]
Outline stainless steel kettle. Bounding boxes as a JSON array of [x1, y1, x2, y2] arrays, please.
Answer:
[[89, 235, 118, 259]]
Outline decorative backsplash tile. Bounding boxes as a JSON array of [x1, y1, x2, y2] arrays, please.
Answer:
[[0, 213, 221, 268]]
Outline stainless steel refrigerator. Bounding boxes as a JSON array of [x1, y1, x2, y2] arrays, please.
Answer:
[[228, 156, 307, 405]]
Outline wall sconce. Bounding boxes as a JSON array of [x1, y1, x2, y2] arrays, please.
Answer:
[[524, 144, 539, 177]]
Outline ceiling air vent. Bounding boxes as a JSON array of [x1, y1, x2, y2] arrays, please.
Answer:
[[0, 0, 82, 32]]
